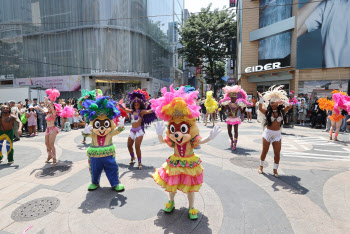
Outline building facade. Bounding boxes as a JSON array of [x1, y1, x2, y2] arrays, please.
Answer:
[[0, 0, 184, 99], [236, 0, 350, 105]]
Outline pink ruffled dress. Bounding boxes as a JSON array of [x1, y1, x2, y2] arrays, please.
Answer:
[[226, 103, 241, 125], [153, 135, 203, 193]]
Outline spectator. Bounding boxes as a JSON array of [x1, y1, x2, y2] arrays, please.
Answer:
[[246, 98, 253, 122], [9, 100, 20, 141], [200, 98, 207, 123], [73, 109, 80, 130], [25, 105, 37, 137], [341, 112, 349, 132], [323, 110, 332, 132], [219, 102, 226, 122], [37, 101, 47, 132], [298, 99, 307, 125], [251, 96, 257, 117]]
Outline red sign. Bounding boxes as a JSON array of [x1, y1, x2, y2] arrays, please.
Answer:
[[196, 66, 201, 75]]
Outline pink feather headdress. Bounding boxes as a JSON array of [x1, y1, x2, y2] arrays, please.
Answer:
[[150, 84, 200, 121], [332, 92, 350, 115], [46, 88, 60, 102], [220, 85, 250, 106]]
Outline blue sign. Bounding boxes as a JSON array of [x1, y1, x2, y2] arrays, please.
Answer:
[[221, 76, 230, 82]]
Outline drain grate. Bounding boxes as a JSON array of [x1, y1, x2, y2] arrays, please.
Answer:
[[35, 165, 72, 179], [11, 197, 60, 222], [230, 157, 269, 169]]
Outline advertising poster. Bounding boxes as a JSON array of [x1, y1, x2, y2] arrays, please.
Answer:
[[296, 0, 350, 69], [258, 0, 292, 68], [298, 80, 349, 102], [15, 75, 81, 92]]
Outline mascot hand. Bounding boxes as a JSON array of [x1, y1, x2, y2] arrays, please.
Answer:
[[83, 124, 93, 134], [118, 117, 125, 128], [209, 126, 221, 140], [154, 121, 165, 136]]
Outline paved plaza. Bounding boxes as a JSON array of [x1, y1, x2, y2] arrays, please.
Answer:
[[0, 120, 349, 233]]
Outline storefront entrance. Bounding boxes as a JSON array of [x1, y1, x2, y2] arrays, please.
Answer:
[[96, 79, 141, 101]]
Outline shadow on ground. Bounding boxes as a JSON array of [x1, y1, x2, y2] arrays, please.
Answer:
[[154, 207, 211, 233], [79, 187, 126, 214], [263, 173, 309, 194], [119, 163, 155, 181]]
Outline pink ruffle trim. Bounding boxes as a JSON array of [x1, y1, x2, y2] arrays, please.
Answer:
[[226, 117, 241, 125], [157, 167, 203, 186]]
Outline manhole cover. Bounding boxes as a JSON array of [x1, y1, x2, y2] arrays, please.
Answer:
[[230, 157, 269, 169], [11, 197, 60, 222], [35, 165, 72, 179]]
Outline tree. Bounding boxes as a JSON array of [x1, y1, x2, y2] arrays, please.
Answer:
[[179, 4, 236, 95]]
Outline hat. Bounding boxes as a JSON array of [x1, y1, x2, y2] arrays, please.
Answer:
[[28, 105, 34, 109], [8, 100, 15, 103]]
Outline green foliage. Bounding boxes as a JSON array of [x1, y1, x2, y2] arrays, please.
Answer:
[[179, 4, 236, 94]]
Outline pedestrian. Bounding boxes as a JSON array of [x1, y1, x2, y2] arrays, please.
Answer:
[[119, 89, 157, 170], [298, 99, 307, 125], [220, 85, 249, 151], [151, 85, 221, 220], [26, 105, 38, 137], [246, 98, 253, 122], [73, 109, 80, 130], [218, 102, 226, 122], [18, 102, 27, 136], [0, 104, 23, 164], [200, 98, 206, 122], [251, 96, 257, 118], [257, 86, 293, 177], [37, 101, 47, 132], [9, 100, 20, 141]]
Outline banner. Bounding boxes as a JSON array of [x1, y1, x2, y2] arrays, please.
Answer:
[[296, 0, 350, 69], [15, 75, 81, 92]]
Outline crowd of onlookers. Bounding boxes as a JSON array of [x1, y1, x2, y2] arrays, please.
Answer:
[[0, 98, 86, 141]]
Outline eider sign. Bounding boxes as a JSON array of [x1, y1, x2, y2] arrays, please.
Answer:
[[245, 62, 281, 73]]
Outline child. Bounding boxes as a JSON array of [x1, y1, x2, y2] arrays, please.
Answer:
[[25, 105, 37, 137], [73, 109, 80, 130]]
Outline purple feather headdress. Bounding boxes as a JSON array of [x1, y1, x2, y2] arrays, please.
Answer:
[[128, 90, 157, 127]]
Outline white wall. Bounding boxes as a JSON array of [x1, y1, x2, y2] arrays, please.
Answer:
[[0, 87, 30, 103]]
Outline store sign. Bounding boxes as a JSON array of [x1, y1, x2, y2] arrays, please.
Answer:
[[230, 58, 235, 70], [91, 70, 149, 77], [244, 62, 281, 73], [174, 22, 177, 42], [0, 74, 14, 80], [15, 75, 81, 92], [229, 0, 236, 7]]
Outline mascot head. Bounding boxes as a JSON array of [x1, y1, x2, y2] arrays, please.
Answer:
[[80, 96, 120, 137], [150, 85, 201, 146]]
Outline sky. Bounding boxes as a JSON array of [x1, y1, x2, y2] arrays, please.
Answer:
[[185, 0, 230, 14]]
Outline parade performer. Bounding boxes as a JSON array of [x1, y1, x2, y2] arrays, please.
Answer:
[[204, 91, 218, 126], [151, 85, 221, 220], [318, 90, 349, 141], [257, 86, 293, 177], [35, 89, 62, 165], [0, 104, 22, 164], [61, 105, 75, 131], [219, 85, 250, 150], [80, 96, 125, 191], [118, 89, 157, 170], [78, 89, 102, 144]]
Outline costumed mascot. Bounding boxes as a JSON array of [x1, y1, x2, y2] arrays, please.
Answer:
[[80, 96, 125, 191], [151, 85, 221, 220], [204, 91, 218, 126], [219, 85, 250, 150]]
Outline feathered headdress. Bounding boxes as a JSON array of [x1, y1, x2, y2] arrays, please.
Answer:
[[77, 89, 102, 109], [262, 85, 289, 103], [175, 85, 196, 93], [46, 88, 60, 102], [133, 89, 150, 100], [129, 90, 147, 107], [80, 96, 121, 121], [332, 90, 350, 115], [150, 84, 200, 121], [220, 85, 250, 106], [205, 91, 218, 112]]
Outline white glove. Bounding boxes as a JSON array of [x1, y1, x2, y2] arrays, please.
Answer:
[[118, 117, 125, 128], [208, 126, 221, 140], [83, 124, 93, 134], [154, 121, 165, 136]]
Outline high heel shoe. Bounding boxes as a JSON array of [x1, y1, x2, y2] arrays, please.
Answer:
[[138, 162, 142, 170], [129, 157, 135, 164], [45, 156, 52, 163], [52, 158, 57, 165], [273, 169, 279, 178], [258, 166, 263, 174]]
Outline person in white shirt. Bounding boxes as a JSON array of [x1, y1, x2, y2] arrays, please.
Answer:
[[297, 0, 350, 68]]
